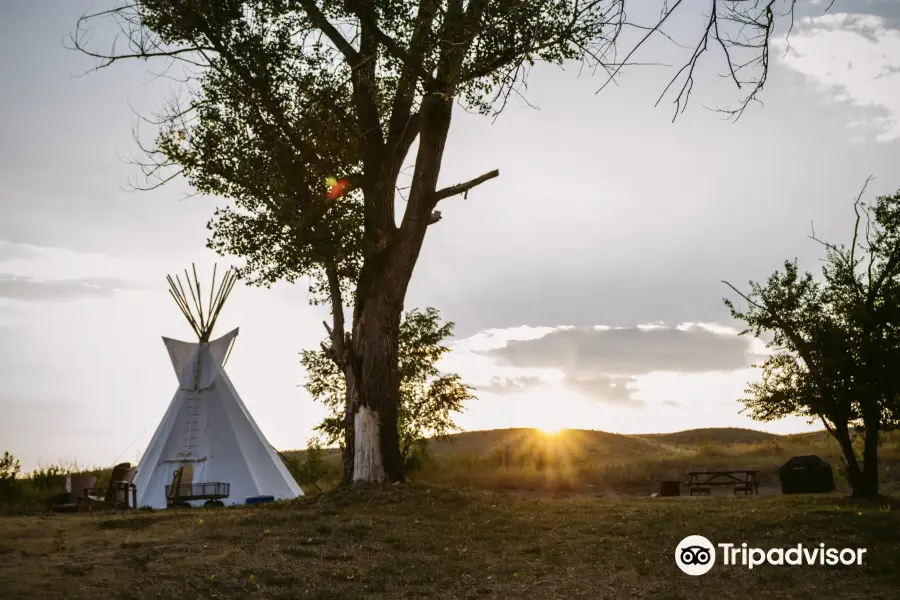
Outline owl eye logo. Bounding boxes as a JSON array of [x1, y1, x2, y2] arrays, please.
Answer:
[[680, 546, 712, 565], [675, 535, 716, 575]]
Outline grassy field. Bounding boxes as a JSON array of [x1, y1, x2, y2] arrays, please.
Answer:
[[3, 428, 900, 598], [283, 427, 900, 496], [1, 485, 898, 599]]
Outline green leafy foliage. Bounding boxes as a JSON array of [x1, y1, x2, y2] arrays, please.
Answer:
[[0, 451, 20, 484], [29, 464, 69, 493], [0, 451, 21, 502], [81, 1, 618, 302], [292, 438, 340, 490], [301, 307, 475, 461], [724, 187, 900, 496]]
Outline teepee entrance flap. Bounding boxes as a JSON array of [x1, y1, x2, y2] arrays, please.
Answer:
[[163, 328, 239, 390]]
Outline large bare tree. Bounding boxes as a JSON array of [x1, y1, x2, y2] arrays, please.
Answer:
[[73, 0, 817, 483]]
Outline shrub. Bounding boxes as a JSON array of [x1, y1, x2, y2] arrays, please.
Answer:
[[30, 464, 70, 492], [0, 451, 20, 481], [404, 441, 432, 473], [0, 451, 24, 503], [283, 439, 340, 492]]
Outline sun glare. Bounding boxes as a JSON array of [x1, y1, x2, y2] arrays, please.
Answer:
[[540, 425, 565, 435]]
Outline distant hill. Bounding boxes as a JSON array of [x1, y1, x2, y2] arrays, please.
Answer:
[[637, 427, 780, 446], [285, 426, 823, 462], [280, 426, 900, 495], [428, 428, 671, 460]]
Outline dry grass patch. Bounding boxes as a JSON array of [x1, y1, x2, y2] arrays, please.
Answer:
[[0, 485, 898, 599]]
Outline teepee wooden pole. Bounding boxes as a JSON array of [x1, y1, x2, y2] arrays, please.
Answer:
[[208, 263, 218, 331], [187, 265, 206, 339], [206, 269, 236, 336], [166, 263, 237, 343], [168, 274, 201, 339]]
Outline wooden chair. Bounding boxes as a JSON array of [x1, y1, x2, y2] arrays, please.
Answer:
[[79, 463, 138, 512], [48, 474, 98, 513], [115, 467, 138, 507]]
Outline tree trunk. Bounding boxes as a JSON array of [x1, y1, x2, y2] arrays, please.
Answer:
[[832, 421, 865, 495], [341, 367, 358, 483], [346, 287, 406, 483], [856, 419, 880, 498], [342, 92, 455, 485]]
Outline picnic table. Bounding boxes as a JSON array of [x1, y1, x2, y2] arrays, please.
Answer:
[[686, 469, 760, 496]]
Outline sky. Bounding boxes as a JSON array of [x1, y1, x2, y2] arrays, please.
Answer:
[[3, 0, 900, 472]]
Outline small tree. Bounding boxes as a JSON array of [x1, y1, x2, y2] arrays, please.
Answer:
[[724, 182, 900, 498], [29, 464, 69, 493], [0, 451, 20, 479], [0, 451, 21, 501], [293, 438, 336, 491], [302, 307, 474, 466]]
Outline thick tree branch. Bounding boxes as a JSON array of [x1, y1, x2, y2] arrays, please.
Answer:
[[433, 169, 499, 202], [397, 112, 421, 158], [385, 0, 439, 156], [436, 0, 489, 90], [349, 5, 439, 92], [820, 415, 837, 437], [297, 0, 361, 63], [298, 2, 386, 213], [343, 2, 390, 235], [324, 262, 346, 366]]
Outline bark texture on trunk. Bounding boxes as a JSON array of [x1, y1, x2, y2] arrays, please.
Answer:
[[353, 405, 385, 482], [833, 421, 861, 487], [834, 419, 880, 498], [856, 419, 880, 498], [348, 285, 406, 483], [342, 368, 358, 483]]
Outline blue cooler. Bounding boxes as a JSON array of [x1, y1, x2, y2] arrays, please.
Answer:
[[245, 495, 275, 505]]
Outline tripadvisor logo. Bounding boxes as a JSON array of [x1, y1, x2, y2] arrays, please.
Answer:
[[675, 536, 868, 576], [676, 535, 716, 576]]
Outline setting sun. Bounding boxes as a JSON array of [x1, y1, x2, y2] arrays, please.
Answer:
[[540, 425, 565, 435]]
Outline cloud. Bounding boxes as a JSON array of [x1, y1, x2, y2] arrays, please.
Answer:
[[482, 323, 753, 377], [0, 276, 142, 301], [774, 13, 900, 140], [0, 239, 159, 302], [564, 374, 644, 407], [475, 376, 545, 394], [451, 326, 568, 352], [0, 241, 41, 260], [0, 239, 181, 284]]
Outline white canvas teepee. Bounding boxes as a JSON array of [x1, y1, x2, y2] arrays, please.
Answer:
[[134, 265, 303, 509]]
